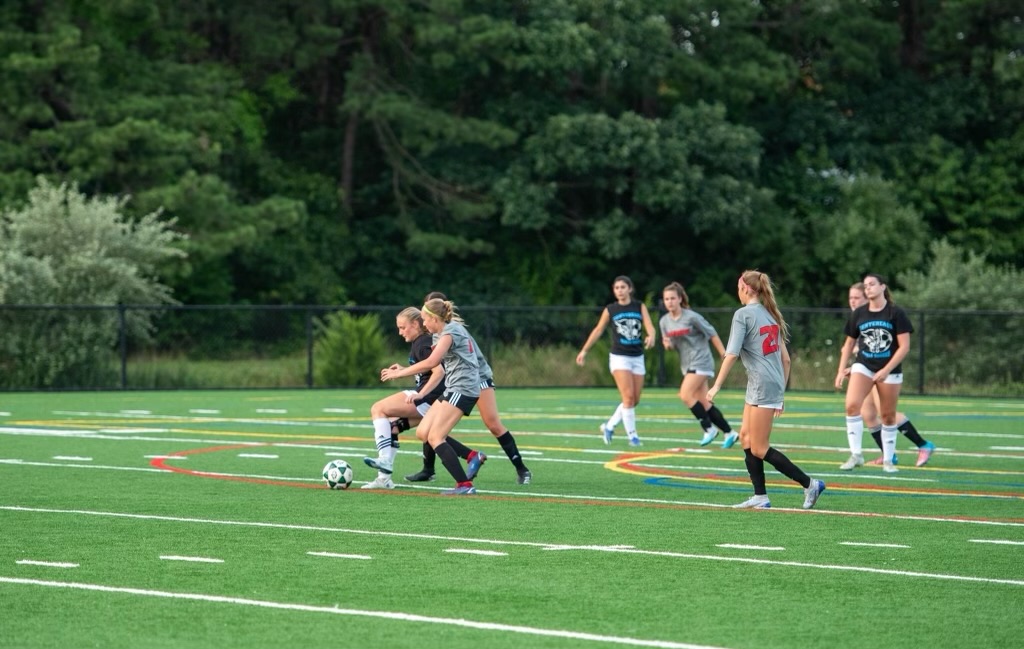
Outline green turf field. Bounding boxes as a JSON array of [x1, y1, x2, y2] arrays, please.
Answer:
[[1, 387, 1022, 649]]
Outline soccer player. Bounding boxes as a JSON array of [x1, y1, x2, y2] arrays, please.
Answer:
[[842, 282, 935, 468], [707, 270, 825, 509], [835, 274, 915, 474], [659, 281, 737, 449], [576, 276, 656, 447]]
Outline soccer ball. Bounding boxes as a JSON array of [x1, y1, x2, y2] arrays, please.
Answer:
[[322, 459, 353, 490]]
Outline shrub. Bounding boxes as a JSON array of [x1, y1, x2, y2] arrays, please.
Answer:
[[313, 310, 388, 387]]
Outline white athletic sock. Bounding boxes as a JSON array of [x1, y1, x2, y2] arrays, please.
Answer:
[[622, 407, 637, 435], [372, 418, 392, 457], [881, 425, 898, 463], [606, 403, 624, 430], [846, 415, 864, 454]]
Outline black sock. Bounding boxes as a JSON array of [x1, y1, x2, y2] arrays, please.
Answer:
[[447, 436, 472, 459], [689, 403, 713, 432], [898, 419, 928, 448], [421, 442, 436, 472], [497, 431, 528, 472], [744, 448, 767, 495], [764, 447, 811, 489], [707, 405, 732, 433], [390, 433, 400, 449], [391, 417, 410, 435], [434, 441, 469, 483], [870, 426, 883, 451]]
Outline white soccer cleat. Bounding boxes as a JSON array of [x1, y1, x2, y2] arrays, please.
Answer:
[[838, 454, 864, 471], [360, 475, 395, 490], [733, 494, 771, 509]]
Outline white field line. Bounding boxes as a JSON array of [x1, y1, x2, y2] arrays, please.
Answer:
[[322, 408, 354, 413], [237, 454, 279, 459], [189, 410, 220, 414], [444, 549, 508, 556], [991, 447, 1024, 451], [0, 459, 319, 483], [255, 409, 287, 414], [968, 539, 1024, 546], [715, 544, 784, 551], [144, 455, 187, 460], [52, 456, 92, 461], [0, 412, 10, 416], [3, 506, 1024, 587], [0, 576, 731, 649], [16, 560, 78, 568], [120, 410, 152, 415], [839, 542, 911, 549], [159, 556, 224, 563], [306, 551, 372, 560]]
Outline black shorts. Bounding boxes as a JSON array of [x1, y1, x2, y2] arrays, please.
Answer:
[[478, 378, 495, 391], [441, 390, 478, 416], [414, 390, 443, 407]]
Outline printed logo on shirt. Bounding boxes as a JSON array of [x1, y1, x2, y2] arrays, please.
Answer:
[[859, 320, 894, 359]]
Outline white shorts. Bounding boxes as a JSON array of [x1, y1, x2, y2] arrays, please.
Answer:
[[609, 353, 645, 376], [750, 401, 784, 410], [851, 363, 903, 385], [685, 368, 715, 378], [403, 390, 432, 416]]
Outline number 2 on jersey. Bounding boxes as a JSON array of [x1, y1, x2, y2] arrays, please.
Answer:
[[759, 324, 780, 355]]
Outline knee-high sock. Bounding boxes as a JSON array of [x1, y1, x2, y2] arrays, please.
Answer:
[[372, 418, 392, 458], [744, 448, 767, 495], [881, 425, 898, 463], [764, 447, 811, 489], [434, 441, 469, 483], [869, 425, 883, 451], [421, 442, 436, 472], [606, 403, 624, 430], [497, 431, 527, 471], [898, 418, 928, 447], [689, 403, 714, 433], [447, 436, 472, 459], [707, 405, 732, 433], [846, 415, 864, 454], [622, 407, 637, 435]]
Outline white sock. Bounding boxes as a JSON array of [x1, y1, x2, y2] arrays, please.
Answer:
[[372, 418, 392, 457], [846, 415, 864, 455], [622, 407, 637, 436], [881, 425, 898, 463], [606, 403, 624, 430]]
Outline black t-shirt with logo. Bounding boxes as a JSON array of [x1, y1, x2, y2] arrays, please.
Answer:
[[844, 303, 914, 373]]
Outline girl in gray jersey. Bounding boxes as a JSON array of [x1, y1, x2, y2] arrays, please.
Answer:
[[381, 298, 481, 495], [707, 270, 825, 510], [659, 282, 736, 449], [404, 292, 533, 485]]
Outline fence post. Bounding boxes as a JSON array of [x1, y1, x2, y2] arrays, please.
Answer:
[[305, 310, 314, 388], [917, 311, 925, 395], [118, 304, 128, 389]]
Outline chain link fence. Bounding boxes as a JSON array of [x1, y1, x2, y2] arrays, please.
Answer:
[[2, 304, 1022, 396]]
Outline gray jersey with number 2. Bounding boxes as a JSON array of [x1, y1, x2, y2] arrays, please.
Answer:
[[725, 302, 786, 405]]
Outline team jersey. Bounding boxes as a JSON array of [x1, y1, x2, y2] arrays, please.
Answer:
[[725, 302, 787, 405], [844, 303, 914, 373], [660, 309, 718, 374], [410, 333, 444, 401], [472, 336, 494, 384], [436, 321, 481, 397], [606, 300, 645, 357]]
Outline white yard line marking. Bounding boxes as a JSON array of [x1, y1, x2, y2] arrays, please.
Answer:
[[120, 410, 152, 415], [99, 428, 171, 434], [255, 409, 287, 414], [839, 542, 911, 548], [237, 454, 279, 459], [189, 409, 221, 414], [445, 549, 509, 556], [716, 544, 785, 551], [159, 556, 224, 563], [306, 551, 372, 560], [52, 456, 92, 462], [0, 577, 730, 649], [16, 560, 78, 568], [969, 539, 1024, 546], [0, 412, 11, 416], [5, 506, 1024, 587], [322, 408, 354, 414], [990, 447, 1024, 452], [144, 455, 187, 460]]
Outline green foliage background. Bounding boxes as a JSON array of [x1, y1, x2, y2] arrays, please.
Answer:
[[0, 0, 1021, 310]]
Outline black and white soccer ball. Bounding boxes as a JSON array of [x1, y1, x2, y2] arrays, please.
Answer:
[[322, 459, 353, 490]]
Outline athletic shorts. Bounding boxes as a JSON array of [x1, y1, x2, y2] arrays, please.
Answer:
[[441, 390, 478, 416], [403, 389, 434, 416], [851, 363, 903, 385], [478, 378, 496, 391], [685, 368, 715, 378], [749, 401, 784, 410], [609, 353, 645, 376]]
